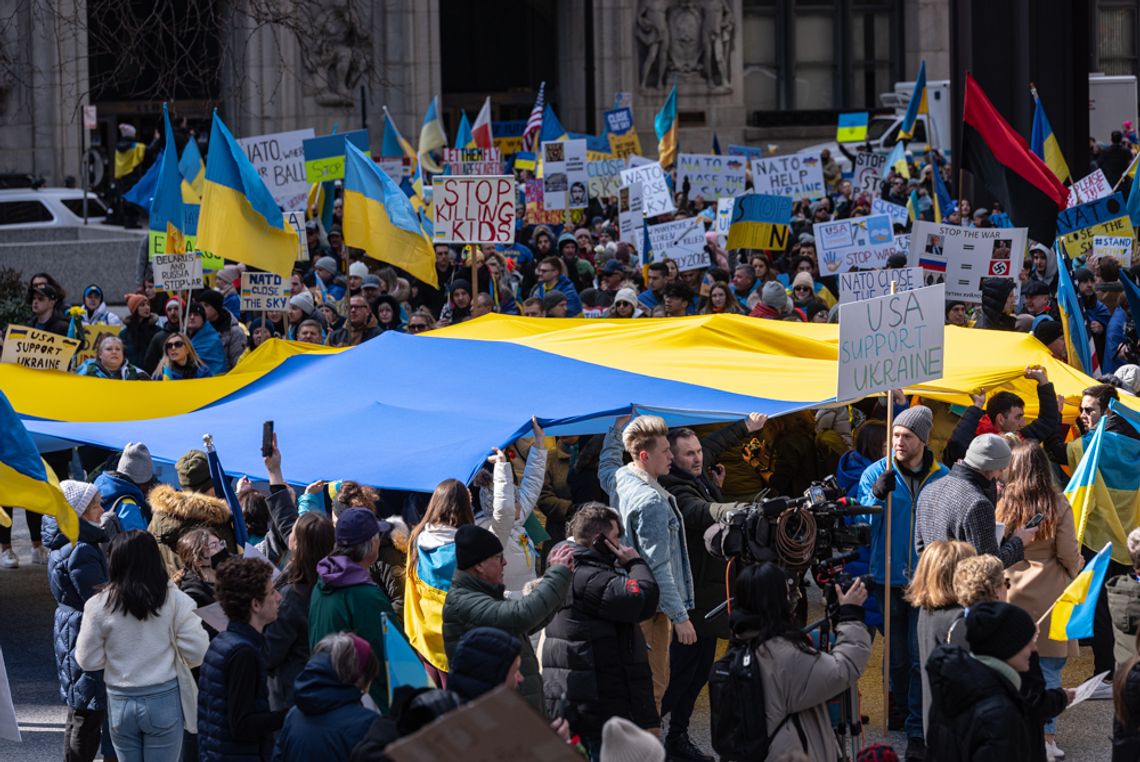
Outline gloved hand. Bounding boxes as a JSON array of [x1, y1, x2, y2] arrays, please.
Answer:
[[871, 469, 897, 500]]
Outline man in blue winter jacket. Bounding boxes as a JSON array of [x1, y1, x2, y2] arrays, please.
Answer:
[[857, 405, 947, 761], [529, 256, 582, 317]]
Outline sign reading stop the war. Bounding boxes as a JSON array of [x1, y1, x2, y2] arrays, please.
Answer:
[[432, 175, 516, 245]]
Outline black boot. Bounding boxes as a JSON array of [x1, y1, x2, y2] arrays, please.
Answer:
[[906, 736, 926, 761], [665, 732, 714, 762]]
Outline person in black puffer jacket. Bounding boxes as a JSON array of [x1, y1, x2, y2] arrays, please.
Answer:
[[976, 277, 1018, 331], [539, 504, 659, 756], [47, 481, 110, 762]]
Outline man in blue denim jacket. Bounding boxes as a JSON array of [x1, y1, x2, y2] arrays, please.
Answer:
[[599, 412, 695, 718]]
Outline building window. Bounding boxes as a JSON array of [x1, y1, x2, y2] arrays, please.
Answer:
[[793, 12, 835, 109], [850, 10, 893, 108], [742, 5, 779, 111], [1097, 4, 1137, 75]]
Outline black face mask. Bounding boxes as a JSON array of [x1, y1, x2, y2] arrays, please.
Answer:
[[209, 547, 231, 569]]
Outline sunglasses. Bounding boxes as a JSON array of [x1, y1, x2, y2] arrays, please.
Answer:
[[794, 286, 812, 292], [407, 323, 428, 332], [165, 340, 185, 351]]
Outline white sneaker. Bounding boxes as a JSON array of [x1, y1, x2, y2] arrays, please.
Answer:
[[31, 545, 49, 565], [1045, 740, 1065, 760], [0, 549, 18, 569], [1090, 678, 1114, 700]]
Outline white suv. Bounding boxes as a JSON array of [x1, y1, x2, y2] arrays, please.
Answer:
[[0, 188, 107, 227]]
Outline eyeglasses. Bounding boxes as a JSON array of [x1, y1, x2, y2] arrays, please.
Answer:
[[349, 304, 369, 311], [165, 340, 185, 351]]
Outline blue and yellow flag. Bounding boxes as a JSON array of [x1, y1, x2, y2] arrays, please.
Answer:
[[151, 104, 190, 254], [906, 190, 921, 222], [343, 141, 437, 288], [403, 539, 457, 671], [726, 194, 792, 251], [382, 108, 417, 164], [114, 142, 146, 179], [1030, 91, 1071, 184], [540, 103, 568, 144], [712, 132, 722, 156], [179, 136, 205, 201], [932, 164, 954, 224], [837, 112, 869, 143], [898, 60, 928, 141], [0, 390, 77, 542], [198, 112, 297, 276], [123, 157, 161, 210], [1056, 254, 1099, 375], [382, 612, 432, 702], [1049, 539, 1111, 641], [886, 140, 910, 179], [655, 83, 678, 169], [455, 110, 475, 150], [418, 95, 447, 174]]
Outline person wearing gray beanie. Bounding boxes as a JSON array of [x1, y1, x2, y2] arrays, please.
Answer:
[[92, 444, 157, 533], [116, 442, 153, 485], [857, 402, 949, 754], [917, 431, 1035, 569], [749, 280, 789, 319], [600, 716, 665, 762]]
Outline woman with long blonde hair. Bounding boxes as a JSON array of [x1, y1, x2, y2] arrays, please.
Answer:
[[997, 442, 1083, 757]]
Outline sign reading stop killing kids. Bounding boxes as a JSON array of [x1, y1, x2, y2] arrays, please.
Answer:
[[813, 214, 898, 275], [541, 139, 589, 211], [750, 153, 826, 200], [1, 325, 80, 372], [153, 253, 204, 293], [837, 283, 946, 401], [620, 162, 675, 217], [676, 154, 746, 200], [433, 176, 516, 245], [908, 221, 1027, 303], [240, 272, 289, 312]]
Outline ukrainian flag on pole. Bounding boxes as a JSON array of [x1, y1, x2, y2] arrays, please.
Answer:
[[382, 613, 432, 703], [886, 140, 910, 179], [1056, 252, 1100, 375], [0, 390, 77, 542], [540, 103, 569, 143], [382, 107, 418, 165], [179, 137, 205, 201], [151, 104, 190, 254], [418, 96, 447, 174], [837, 113, 869, 143], [454, 111, 475, 149], [342, 141, 437, 288], [1048, 541, 1111, 640], [656, 83, 678, 169], [1030, 88, 1071, 184], [197, 112, 297, 276], [898, 60, 928, 141]]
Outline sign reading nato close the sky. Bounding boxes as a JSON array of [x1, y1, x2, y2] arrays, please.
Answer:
[[837, 283, 945, 401]]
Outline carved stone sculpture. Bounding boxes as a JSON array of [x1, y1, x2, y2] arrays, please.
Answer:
[[636, 0, 735, 91], [300, 0, 371, 107]]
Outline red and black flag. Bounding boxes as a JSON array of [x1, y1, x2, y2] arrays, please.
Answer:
[[962, 74, 1068, 243]]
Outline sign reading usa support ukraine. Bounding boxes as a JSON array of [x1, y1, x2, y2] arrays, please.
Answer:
[[813, 214, 897, 275]]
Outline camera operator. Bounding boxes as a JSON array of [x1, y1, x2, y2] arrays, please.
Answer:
[[856, 405, 948, 758], [730, 562, 871, 761], [540, 504, 659, 759], [658, 413, 768, 761]]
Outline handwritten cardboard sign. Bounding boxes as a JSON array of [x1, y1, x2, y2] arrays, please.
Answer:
[[1, 325, 80, 372], [839, 266, 924, 304], [813, 214, 898, 275], [236, 128, 315, 210], [240, 272, 289, 312], [153, 253, 204, 292], [433, 176, 516, 244], [620, 162, 675, 217], [751, 153, 826, 200], [676, 153, 746, 200]]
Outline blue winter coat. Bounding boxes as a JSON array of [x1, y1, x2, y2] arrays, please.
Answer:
[[45, 516, 109, 710], [1105, 306, 1128, 375], [835, 449, 874, 499], [190, 320, 227, 376], [858, 454, 948, 587], [530, 274, 582, 317], [271, 652, 375, 762], [93, 471, 150, 532]]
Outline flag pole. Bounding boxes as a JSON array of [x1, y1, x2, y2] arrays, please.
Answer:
[[881, 279, 898, 736]]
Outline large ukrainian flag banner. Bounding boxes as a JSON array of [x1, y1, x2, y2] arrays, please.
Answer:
[[342, 141, 437, 288], [198, 112, 296, 277], [403, 537, 457, 671], [726, 193, 793, 251], [0, 390, 77, 542], [1066, 401, 1140, 566], [1048, 541, 1112, 640]]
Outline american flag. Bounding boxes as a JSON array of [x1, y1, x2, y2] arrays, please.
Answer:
[[521, 82, 545, 152]]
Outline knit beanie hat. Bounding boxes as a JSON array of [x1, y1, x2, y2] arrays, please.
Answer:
[[614, 288, 639, 307], [1032, 318, 1063, 346], [893, 405, 933, 445], [966, 600, 1037, 660], [1116, 364, 1140, 394], [117, 442, 154, 484], [290, 291, 316, 316], [448, 626, 523, 702], [349, 261, 369, 279], [450, 279, 472, 295], [196, 289, 224, 315], [176, 450, 213, 493], [963, 433, 1012, 472], [761, 280, 787, 310], [792, 271, 814, 290], [315, 256, 339, 275], [60, 480, 100, 517], [124, 293, 149, 315], [600, 716, 666, 762], [455, 524, 503, 570]]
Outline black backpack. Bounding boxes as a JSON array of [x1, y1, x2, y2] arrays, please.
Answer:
[[708, 639, 803, 761]]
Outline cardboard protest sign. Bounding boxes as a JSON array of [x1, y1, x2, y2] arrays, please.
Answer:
[[813, 214, 898, 275], [618, 183, 645, 247], [608, 131, 642, 159], [714, 197, 734, 246], [433, 176, 516, 244], [1067, 169, 1112, 208], [302, 129, 370, 183], [153, 253, 204, 292], [871, 198, 909, 227], [282, 210, 307, 261], [854, 152, 887, 194], [385, 686, 580, 762], [604, 107, 634, 135], [751, 153, 826, 200], [647, 219, 707, 271], [375, 157, 411, 185], [894, 234, 911, 259], [1, 325, 80, 371], [908, 222, 1028, 302], [725, 194, 793, 251], [839, 267, 924, 304], [442, 147, 503, 176], [541, 139, 588, 210], [620, 162, 675, 217], [240, 272, 289, 312], [1057, 193, 1134, 259], [1093, 234, 1133, 266], [236, 128, 314, 210], [837, 283, 945, 400], [676, 153, 746, 200], [588, 158, 626, 200]]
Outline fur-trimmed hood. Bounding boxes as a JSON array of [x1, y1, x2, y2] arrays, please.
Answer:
[[384, 516, 410, 555], [148, 483, 231, 525]]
